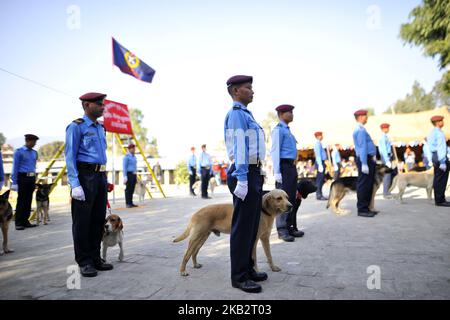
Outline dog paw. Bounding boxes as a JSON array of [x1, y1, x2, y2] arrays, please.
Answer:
[[271, 265, 281, 272], [181, 271, 189, 276], [193, 263, 202, 269]]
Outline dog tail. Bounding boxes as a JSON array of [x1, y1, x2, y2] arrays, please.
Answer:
[[389, 175, 398, 193], [326, 182, 334, 209], [173, 221, 192, 243]]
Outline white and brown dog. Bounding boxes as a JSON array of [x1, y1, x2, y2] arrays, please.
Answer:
[[102, 214, 124, 262]]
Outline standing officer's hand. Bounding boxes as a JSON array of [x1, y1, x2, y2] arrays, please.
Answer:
[[123, 177, 128, 185], [318, 165, 324, 173], [10, 184, 18, 192], [428, 161, 433, 168], [71, 186, 86, 201], [386, 161, 392, 168], [233, 181, 248, 201], [439, 163, 447, 172], [274, 173, 282, 184], [361, 164, 369, 175]]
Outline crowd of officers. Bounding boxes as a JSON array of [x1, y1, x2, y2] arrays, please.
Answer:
[[0, 77, 448, 291]]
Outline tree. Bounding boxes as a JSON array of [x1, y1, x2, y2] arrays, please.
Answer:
[[0, 133, 6, 146], [366, 108, 375, 116], [384, 81, 435, 114], [38, 141, 64, 161], [400, 0, 450, 93], [261, 112, 278, 144], [174, 160, 189, 185]]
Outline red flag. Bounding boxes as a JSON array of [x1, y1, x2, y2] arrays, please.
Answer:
[[103, 99, 133, 135]]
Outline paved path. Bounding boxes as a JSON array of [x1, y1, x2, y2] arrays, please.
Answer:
[[1, 184, 449, 299]]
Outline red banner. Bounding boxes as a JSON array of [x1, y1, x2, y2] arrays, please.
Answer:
[[103, 99, 133, 135]]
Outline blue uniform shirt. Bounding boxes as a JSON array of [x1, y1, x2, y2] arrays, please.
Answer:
[[270, 121, 297, 175], [65, 115, 107, 188], [378, 133, 392, 164], [11, 146, 38, 184], [427, 127, 447, 164], [332, 148, 341, 167], [197, 152, 212, 174], [353, 124, 377, 166], [422, 143, 432, 161], [314, 139, 327, 165], [224, 101, 266, 182], [0, 152, 4, 182], [187, 154, 197, 174], [123, 152, 137, 175]]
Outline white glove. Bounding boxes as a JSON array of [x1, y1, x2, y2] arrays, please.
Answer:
[[361, 164, 369, 175], [428, 161, 433, 168], [233, 181, 248, 201], [123, 177, 128, 184], [439, 163, 447, 172], [71, 186, 86, 201], [386, 161, 392, 168], [11, 184, 18, 191], [333, 165, 338, 172], [318, 165, 324, 173], [274, 173, 282, 184]]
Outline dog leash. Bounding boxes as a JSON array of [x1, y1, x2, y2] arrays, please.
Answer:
[[106, 199, 112, 215]]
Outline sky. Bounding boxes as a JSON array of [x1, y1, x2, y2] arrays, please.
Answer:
[[0, 0, 445, 159]]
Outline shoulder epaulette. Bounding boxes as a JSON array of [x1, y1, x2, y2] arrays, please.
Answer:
[[72, 118, 85, 124]]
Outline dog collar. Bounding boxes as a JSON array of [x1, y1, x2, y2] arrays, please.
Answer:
[[262, 206, 271, 216]]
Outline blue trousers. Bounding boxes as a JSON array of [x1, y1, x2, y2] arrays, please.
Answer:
[[227, 163, 263, 282], [315, 161, 326, 198], [356, 157, 376, 212]]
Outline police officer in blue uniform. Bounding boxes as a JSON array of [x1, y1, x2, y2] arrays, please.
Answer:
[[331, 144, 342, 180], [271, 104, 303, 242], [11, 134, 39, 230], [427, 115, 450, 207], [379, 123, 393, 198], [198, 144, 212, 199], [123, 143, 138, 208], [187, 147, 197, 196], [65, 92, 113, 277], [313, 131, 328, 200], [353, 109, 378, 217], [224, 75, 267, 293]]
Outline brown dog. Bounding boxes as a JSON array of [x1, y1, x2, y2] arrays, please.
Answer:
[[173, 189, 292, 276], [0, 190, 14, 255]]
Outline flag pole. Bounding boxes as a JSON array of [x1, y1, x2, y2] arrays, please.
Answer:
[[111, 133, 116, 204]]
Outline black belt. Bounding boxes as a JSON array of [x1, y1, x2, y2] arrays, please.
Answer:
[[249, 160, 262, 168], [18, 172, 36, 177], [77, 162, 106, 172], [201, 166, 211, 170], [280, 158, 296, 165]]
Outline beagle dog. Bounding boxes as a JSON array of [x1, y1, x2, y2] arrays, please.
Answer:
[[102, 214, 124, 262]]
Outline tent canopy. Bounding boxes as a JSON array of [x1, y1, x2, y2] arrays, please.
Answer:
[[292, 106, 450, 149]]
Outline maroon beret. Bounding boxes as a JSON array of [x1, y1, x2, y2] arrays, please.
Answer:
[[24, 134, 39, 140], [354, 109, 368, 116], [430, 115, 444, 122], [127, 144, 136, 149], [79, 92, 107, 102], [275, 104, 295, 112], [314, 131, 323, 137], [380, 123, 390, 129], [226, 75, 253, 87]]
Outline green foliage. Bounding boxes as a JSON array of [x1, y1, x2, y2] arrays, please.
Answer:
[[366, 108, 375, 116], [400, 0, 450, 93], [385, 79, 450, 114], [0, 133, 6, 146], [38, 141, 64, 161], [174, 160, 189, 185]]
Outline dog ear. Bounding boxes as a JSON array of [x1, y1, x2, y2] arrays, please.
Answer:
[[262, 193, 272, 212], [117, 217, 123, 231], [1, 190, 10, 199]]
